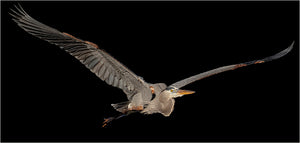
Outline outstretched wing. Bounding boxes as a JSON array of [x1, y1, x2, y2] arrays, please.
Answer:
[[170, 42, 294, 89], [10, 5, 146, 100]]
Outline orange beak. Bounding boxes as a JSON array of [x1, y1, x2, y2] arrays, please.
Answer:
[[177, 89, 195, 95]]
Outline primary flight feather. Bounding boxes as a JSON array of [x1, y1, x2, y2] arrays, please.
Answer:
[[10, 4, 294, 127]]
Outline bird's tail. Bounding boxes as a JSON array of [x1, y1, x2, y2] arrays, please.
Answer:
[[111, 101, 130, 113]]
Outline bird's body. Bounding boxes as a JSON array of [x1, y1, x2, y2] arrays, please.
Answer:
[[142, 84, 174, 116], [10, 5, 294, 127]]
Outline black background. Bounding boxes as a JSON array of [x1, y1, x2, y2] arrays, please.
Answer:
[[2, 1, 299, 142]]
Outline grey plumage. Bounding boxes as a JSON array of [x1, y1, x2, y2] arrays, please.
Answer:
[[170, 42, 294, 89], [10, 5, 294, 126], [142, 83, 175, 116], [10, 4, 151, 103]]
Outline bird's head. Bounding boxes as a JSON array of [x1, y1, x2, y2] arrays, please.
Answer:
[[165, 86, 195, 98]]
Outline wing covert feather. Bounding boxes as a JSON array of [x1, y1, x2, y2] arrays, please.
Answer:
[[10, 5, 145, 100], [170, 42, 294, 88]]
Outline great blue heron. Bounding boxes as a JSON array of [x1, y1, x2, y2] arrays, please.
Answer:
[[10, 5, 294, 127]]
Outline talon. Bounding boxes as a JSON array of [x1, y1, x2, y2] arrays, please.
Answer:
[[103, 118, 110, 123], [102, 123, 107, 128], [102, 117, 114, 127]]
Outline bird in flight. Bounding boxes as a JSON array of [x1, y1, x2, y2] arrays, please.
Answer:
[[10, 4, 294, 127]]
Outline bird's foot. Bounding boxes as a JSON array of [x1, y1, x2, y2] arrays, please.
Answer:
[[102, 114, 128, 127], [102, 117, 115, 127]]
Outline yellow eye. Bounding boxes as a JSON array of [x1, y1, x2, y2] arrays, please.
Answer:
[[170, 89, 174, 92]]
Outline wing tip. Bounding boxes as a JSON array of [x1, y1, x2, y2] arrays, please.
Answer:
[[287, 41, 295, 53], [243, 41, 295, 65], [9, 3, 31, 22], [268, 41, 295, 61], [10, 4, 23, 20]]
